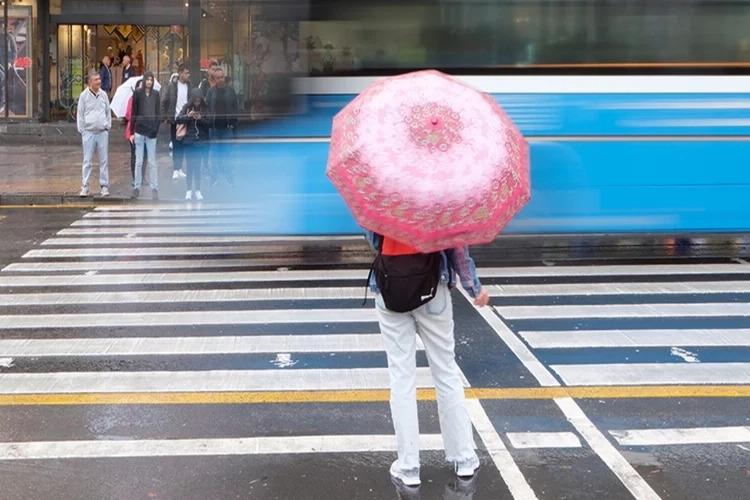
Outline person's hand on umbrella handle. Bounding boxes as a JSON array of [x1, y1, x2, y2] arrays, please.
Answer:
[[473, 289, 490, 307]]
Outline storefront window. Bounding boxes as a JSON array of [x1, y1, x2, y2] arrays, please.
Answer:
[[198, 0, 304, 119], [2, 0, 40, 118]]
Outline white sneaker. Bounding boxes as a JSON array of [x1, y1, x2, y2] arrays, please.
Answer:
[[390, 460, 420, 487], [178, 170, 187, 178], [185, 190, 193, 200], [195, 191, 203, 201], [173, 171, 180, 180], [100, 187, 110, 197], [79, 187, 90, 197], [454, 455, 480, 478]]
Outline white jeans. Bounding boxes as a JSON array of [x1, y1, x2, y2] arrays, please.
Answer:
[[81, 130, 109, 189], [376, 284, 477, 470]]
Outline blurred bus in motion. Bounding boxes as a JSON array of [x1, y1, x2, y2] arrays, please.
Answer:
[[228, 0, 750, 236]]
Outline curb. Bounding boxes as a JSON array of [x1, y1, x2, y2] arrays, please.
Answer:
[[0, 193, 131, 206]]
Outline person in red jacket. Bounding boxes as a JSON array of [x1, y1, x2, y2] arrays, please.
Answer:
[[124, 79, 147, 186]]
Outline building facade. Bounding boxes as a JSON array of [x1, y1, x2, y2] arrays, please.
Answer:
[[0, 0, 307, 121]]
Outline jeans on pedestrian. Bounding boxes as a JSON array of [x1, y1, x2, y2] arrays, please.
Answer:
[[185, 143, 207, 191], [171, 123, 186, 172], [375, 284, 477, 471], [81, 130, 109, 189], [210, 127, 235, 181], [130, 140, 147, 183], [134, 133, 157, 190]]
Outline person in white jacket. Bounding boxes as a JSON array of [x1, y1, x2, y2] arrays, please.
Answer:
[[77, 70, 112, 197]]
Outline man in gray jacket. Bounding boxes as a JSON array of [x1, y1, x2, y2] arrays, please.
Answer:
[[77, 70, 112, 197]]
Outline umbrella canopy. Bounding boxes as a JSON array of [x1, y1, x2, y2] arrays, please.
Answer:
[[110, 75, 163, 118], [326, 69, 530, 253]]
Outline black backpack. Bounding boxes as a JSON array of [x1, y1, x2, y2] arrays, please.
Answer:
[[366, 252, 443, 313]]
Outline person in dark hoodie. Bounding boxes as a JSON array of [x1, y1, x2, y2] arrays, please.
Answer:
[[176, 88, 210, 201], [129, 71, 161, 200]]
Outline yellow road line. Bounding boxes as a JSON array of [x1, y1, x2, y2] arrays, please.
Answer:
[[0, 385, 748, 406]]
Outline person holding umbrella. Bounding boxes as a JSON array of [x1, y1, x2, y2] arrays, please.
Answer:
[[326, 70, 531, 487]]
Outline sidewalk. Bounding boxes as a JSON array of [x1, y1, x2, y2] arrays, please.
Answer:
[[0, 131, 235, 205]]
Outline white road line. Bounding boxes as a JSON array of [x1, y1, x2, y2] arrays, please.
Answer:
[[2, 258, 341, 272], [487, 282, 750, 296], [42, 236, 362, 246], [59, 227, 314, 235], [0, 287, 364, 306], [93, 204, 261, 211], [551, 363, 750, 386], [0, 434, 451, 460], [505, 432, 582, 449], [466, 399, 539, 499], [460, 290, 663, 500], [0, 368, 456, 394], [519, 329, 750, 349], [459, 288, 558, 386], [480, 264, 748, 277], [0, 309, 376, 329], [555, 398, 662, 500], [71, 218, 257, 226], [23, 246, 341, 258], [610, 426, 750, 447], [0, 334, 424, 356], [86, 209, 262, 217], [0, 270, 366, 286], [495, 303, 750, 319]]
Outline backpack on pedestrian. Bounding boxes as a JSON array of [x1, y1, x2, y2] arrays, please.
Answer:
[[367, 242, 443, 313]]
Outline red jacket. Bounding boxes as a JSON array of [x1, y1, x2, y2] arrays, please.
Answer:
[[125, 95, 134, 140]]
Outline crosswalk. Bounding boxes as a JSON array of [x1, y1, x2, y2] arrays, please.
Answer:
[[485, 262, 750, 387], [1, 203, 749, 499]]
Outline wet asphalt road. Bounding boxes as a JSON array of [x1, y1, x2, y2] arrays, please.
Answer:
[[0, 205, 749, 500]]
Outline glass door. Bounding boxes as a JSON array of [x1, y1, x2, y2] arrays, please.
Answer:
[[52, 24, 97, 121]]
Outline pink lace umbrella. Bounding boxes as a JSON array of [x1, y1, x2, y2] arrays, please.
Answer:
[[326, 70, 530, 253]]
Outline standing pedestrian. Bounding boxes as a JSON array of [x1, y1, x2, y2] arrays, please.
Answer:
[[129, 71, 161, 200], [99, 56, 112, 96], [161, 64, 190, 179], [206, 67, 238, 187], [77, 70, 111, 197], [365, 231, 489, 487], [121, 55, 135, 84], [198, 59, 219, 96], [125, 78, 147, 187], [176, 88, 210, 201]]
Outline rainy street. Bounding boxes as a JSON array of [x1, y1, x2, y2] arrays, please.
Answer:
[[0, 205, 749, 500]]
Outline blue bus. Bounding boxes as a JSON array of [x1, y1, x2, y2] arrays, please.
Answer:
[[236, 0, 750, 236]]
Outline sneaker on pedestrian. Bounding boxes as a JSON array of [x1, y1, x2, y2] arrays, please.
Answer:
[[185, 190, 193, 200], [390, 460, 421, 487], [195, 190, 203, 201], [173, 171, 180, 180], [79, 187, 90, 197], [454, 455, 480, 478], [178, 170, 187, 178], [152, 189, 159, 201], [131, 188, 140, 199], [100, 187, 110, 197]]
